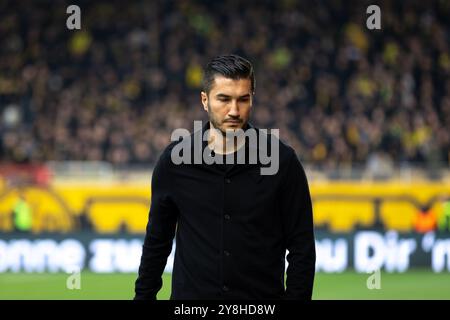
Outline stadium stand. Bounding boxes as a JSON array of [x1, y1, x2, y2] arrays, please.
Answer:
[[0, 0, 449, 170], [0, 0, 449, 234]]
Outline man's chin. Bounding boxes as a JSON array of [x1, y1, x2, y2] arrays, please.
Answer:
[[211, 121, 247, 136], [224, 122, 245, 129], [223, 125, 241, 131], [220, 125, 247, 136]]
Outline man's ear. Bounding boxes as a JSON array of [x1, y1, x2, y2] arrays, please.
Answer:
[[201, 91, 208, 112]]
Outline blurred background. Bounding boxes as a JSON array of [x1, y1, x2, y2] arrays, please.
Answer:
[[0, 0, 449, 299]]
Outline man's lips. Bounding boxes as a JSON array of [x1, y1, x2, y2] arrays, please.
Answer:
[[224, 120, 242, 123]]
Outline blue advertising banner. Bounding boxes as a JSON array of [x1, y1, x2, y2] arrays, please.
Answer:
[[1, 231, 449, 273]]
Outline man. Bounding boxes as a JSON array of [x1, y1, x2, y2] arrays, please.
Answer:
[[13, 192, 33, 233], [135, 54, 315, 300]]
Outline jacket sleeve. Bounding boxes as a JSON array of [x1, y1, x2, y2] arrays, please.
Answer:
[[280, 150, 316, 300], [134, 151, 178, 300]]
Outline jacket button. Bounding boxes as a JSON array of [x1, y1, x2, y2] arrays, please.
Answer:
[[225, 178, 231, 184], [222, 285, 229, 292], [224, 214, 231, 220], [224, 250, 230, 256]]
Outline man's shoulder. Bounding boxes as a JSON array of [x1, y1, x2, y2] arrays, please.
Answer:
[[158, 137, 186, 162], [158, 132, 197, 165], [252, 126, 297, 161], [276, 135, 297, 160], [276, 137, 301, 173]]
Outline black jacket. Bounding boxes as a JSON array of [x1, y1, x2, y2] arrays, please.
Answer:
[[135, 121, 315, 300]]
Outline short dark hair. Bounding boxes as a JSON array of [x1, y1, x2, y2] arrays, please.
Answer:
[[202, 54, 255, 95]]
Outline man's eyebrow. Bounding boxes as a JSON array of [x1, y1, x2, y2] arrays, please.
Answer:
[[215, 93, 251, 98], [216, 93, 231, 98]]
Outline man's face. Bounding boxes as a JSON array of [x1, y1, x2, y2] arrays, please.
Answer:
[[201, 75, 253, 135]]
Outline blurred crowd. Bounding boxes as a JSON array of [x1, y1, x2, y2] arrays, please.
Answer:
[[0, 0, 449, 170]]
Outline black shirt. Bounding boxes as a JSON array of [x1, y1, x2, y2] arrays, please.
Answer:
[[135, 121, 316, 300], [209, 144, 241, 173]]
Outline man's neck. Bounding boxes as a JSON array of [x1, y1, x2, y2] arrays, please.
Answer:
[[208, 122, 247, 155]]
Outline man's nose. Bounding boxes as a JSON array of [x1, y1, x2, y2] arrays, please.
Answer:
[[228, 100, 240, 117]]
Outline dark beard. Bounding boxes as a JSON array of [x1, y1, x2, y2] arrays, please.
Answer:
[[207, 102, 248, 136]]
